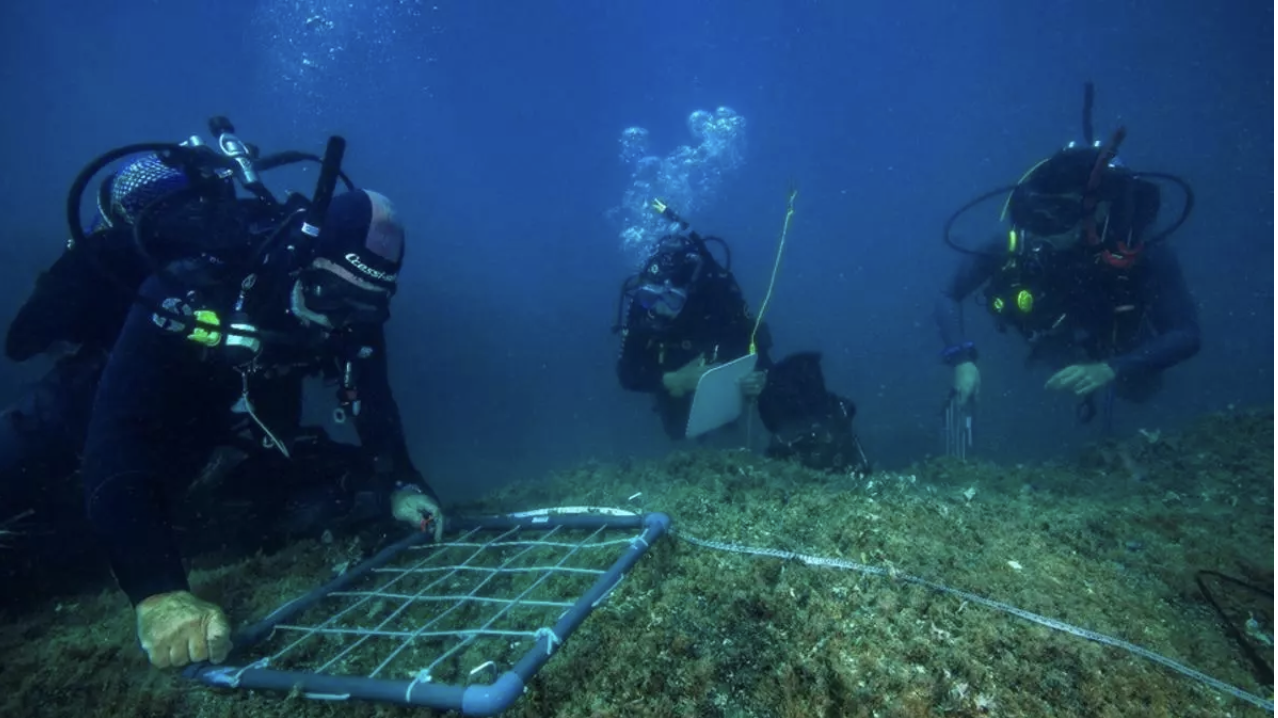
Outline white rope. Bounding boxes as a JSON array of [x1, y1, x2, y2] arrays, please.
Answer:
[[503, 504, 1272, 713], [503, 506, 640, 518]]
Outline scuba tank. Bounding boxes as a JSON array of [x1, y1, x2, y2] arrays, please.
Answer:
[[67, 118, 367, 455], [65, 116, 354, 367]]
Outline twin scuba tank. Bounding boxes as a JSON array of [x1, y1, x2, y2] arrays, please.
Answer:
[[69, 117, 351, 368]]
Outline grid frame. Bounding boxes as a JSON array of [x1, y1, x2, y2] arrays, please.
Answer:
[[184, 511, 671, 717]]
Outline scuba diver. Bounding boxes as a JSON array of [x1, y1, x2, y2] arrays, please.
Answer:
[[614, 225, 770, 439], [50, 118, 443, 670], [0, 211, 391, 545], [937, 84, 1199, 426], [614, 203, 870, 473]]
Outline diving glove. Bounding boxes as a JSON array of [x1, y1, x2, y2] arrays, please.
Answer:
[[135, 590, 232, 669]]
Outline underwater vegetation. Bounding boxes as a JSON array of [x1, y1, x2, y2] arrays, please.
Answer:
[[0, 408, 1271, 717]]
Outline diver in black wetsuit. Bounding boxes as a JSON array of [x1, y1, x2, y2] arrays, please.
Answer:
[[936, 87, 1199, 424], [615, 231, 772, 439], [52, 121, 444, 671], [0, 164, 393, 547], [613, 212, 869, 473], [0, 196, 152, 523]]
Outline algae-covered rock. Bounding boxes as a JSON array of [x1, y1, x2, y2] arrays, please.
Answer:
[[0, 412, 1271, 717]]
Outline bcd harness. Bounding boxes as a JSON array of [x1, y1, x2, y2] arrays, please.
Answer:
[[983, 228, 1147, 358], [67, 116, 372, 457]]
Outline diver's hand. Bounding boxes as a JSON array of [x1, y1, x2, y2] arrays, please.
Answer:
[[392, 487, 445, 543], [1045, 363, 1115, 396], [738, 370, 767, 399], [662, 355, 714, 398], [135, 590, 232, 669], [953, 361, 980, 406]]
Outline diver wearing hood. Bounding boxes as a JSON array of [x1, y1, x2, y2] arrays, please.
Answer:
[[614, 222, 870, 474], [0, 154, 404, 547], [936, 86, 1200, 424], [615, 231, 770, 440], [49, 120, 445, 672]]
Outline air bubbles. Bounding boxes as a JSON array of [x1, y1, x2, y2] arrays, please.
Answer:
[[610, 107, 748, 262]]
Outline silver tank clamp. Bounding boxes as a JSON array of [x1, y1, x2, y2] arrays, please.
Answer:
[[208, 116, 274, 203], [209, 116, 259, 186], [223, 274, 264, 366]]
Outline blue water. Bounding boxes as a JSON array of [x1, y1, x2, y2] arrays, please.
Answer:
[[0, 0, 1270, 500]]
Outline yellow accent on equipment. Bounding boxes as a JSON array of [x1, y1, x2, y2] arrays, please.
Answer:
[[1016, 289, 1034, 313], [749, 186, 798, 355], [188, 310, 223, 347]]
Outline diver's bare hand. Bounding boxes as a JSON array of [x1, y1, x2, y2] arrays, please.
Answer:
[[392, 487, 444, 542], [738, 370, 767, 398], [1045, 363, 1115, 396], [662, 355, 714, 397]]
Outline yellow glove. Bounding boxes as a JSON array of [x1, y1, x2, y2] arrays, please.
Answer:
[[392, 487, 444, 542], [1045, 363, 1116, 396], [135, 590, 232, 669]]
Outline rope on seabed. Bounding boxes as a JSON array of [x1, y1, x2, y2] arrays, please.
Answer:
[[0, 509, 35, 544], [504, 506, 1274, 713]]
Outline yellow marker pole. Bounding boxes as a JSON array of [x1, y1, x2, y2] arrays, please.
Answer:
[[749, 187, 798, 355]]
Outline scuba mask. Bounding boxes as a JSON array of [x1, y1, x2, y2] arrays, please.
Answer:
[[1008, 189, 1088, 240], [625, 235, 705, 324], [609, 204, 733, 334], [631, 280, 689, 318], [296, 263, 391, 329]]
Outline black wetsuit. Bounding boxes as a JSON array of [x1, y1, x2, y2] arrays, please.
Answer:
[[934, 237, 1201, 397], [0, 229, 393, 544], [617, 270, 772, 439], [0, 230, 146, 514], [615, 266, 869, 471], [75, 239, 431, 606]]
